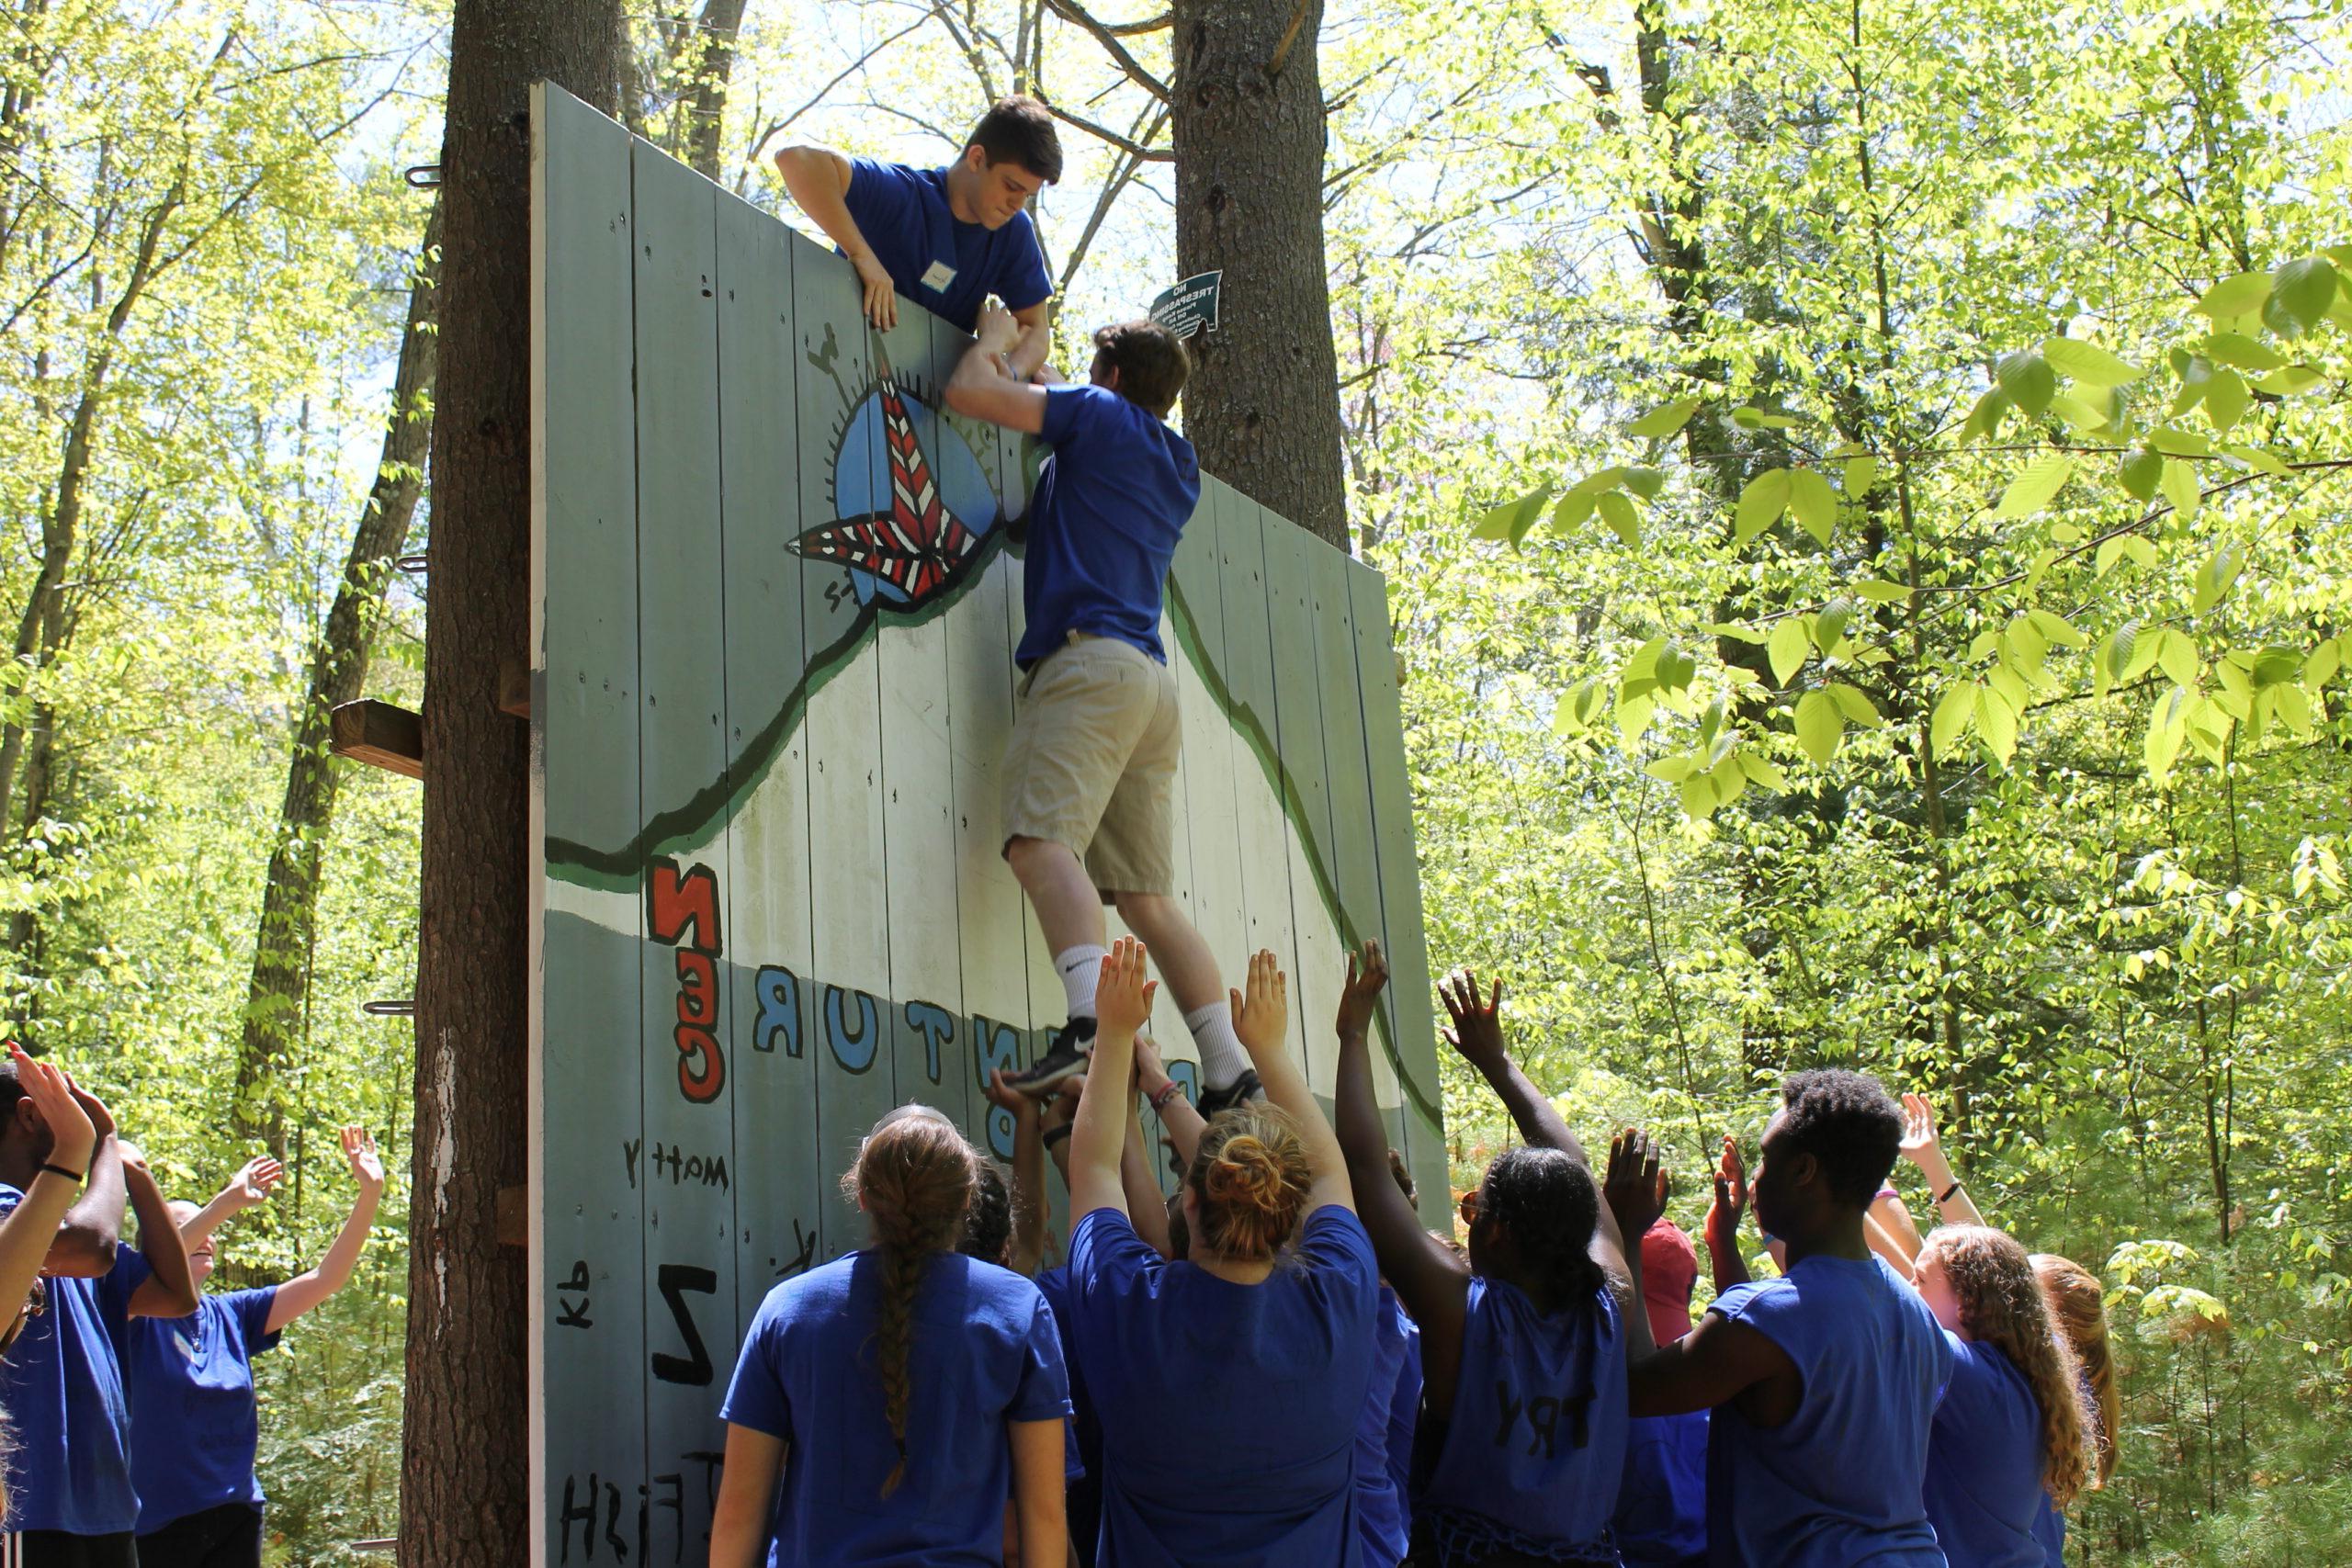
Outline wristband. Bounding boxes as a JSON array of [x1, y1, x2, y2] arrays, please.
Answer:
[[1040, 1123, 1073, 1149], [1148, 1080, 1184, 1113], [37, 1162, 85, 1185], [1873, 1186, 1899, 1204], [1938, 1179, 1962, 1204]]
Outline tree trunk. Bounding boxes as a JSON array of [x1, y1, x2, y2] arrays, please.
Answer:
[[230, 200, 442, 1157], [405, 9, 619, 1566], [678, 0, 749, 180], [1170, 0, 1349, 548]]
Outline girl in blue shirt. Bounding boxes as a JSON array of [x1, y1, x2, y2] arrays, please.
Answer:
[[1064, 942, 1379, 1567], [1912, 1227, 2092, 1568], [711, 1105, 1072, 1568], [2029, 1254, 2119, 1564], [1333, 949, 1637, 1568]]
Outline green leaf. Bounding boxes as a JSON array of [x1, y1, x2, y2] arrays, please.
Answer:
[[2276, 682, 2314, 737], [1854, 579, 1909, 604], [2255, 365, 2326, 396], [2119, 447, 2163, 501], [1550, 487, 1597, 535], [1571, 466, 1632, 496], [2041, 336, 2143, 385], [1788, 468, 1837, 546], [1655, 647, 1698, 692], [2156, 627, 2199, 691], [1623, 468, 1668, 500], [2096, 626, 2132, 697], [1476, 486, 1551, 544], [2204, 331, 2284, 372], [1645, 755, 1695, 783], [1814, 601, 1854, 653], [2191, 548, 2243, 615], [1974, 685, 2018, 765], [1702, 621, 1768, 644], [1734, 468, 1792, 547], [2047, 393, 2113, 434], [2171, 355, 2213, 417], [2159, 457, 2200, 520], [1996, 352, 2057, 416], [1615, 695, 1656, 749], [1739, 752, 1789, 793], [1997, 454, 2075, 518], [2203, 367, 2249, 433], [1962, 389, 2008, 443], [2117, 620, 2161, 683], [2223, 444, 2289, 478], [1793, 690, 1844, 763], [2268, 255, 2340, 338], [1768, 618, 1811, 685], [1844, 455, 1880, 498], [2195, 269, 2273, 319], [2308, 637, 2341, 690], [2145, 686, 2189, 783], [1826, 682, 1882, 727], [2147, 426, 2212, 457], [1931, 684, 1975, 756], [1628, 398, 1702, 439], [1599, 490, 1642, 547], [2027, 609, 2087, 649]]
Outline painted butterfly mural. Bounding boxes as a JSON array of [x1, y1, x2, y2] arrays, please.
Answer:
[[789, 377, 1000, 609]]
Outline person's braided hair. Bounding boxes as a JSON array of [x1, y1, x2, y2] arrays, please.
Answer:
[[1476, 1145, 1605, 1320], [2032, 1252, 2120, 1486], [958, 1157, 1012, 1265], [1928, 1227, 2093, 1506], [842, 1106, 978, 1497], [1184, 1102, 1311, 1261]]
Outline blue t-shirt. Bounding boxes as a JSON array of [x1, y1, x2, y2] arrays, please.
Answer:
[[2031, 1495, 2064, 1564], [1067, 1204, 1379, 1567], [1416, 1276, 1629, 1563], [1922, 1333, 2046, 1568], [841, 157, 1051, 333], [720, 1250, 1071, 1568], [0, 1208, 152, 1537], [1386, 1312, 1421, 1506], [1352, 1287, 1414, 1568], [1704, 1254, 1952, 1567], [1016, 384, 1200, 669], [1035, 1266, 1104, 1565], [123, 1285, 283, 1532], [1617, 1410, 1710, 1566]]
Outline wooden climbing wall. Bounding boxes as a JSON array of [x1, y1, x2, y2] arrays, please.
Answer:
[[525, 82, 1448, 1562]]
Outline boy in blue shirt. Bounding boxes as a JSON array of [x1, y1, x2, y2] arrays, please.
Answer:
[[774, 96, 1059, 363], [1620, 1070, 1953, 1568], [0, 1060, 198, 1568], [942, 306, 1258, 1111]]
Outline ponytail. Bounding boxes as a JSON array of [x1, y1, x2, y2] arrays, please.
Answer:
[[1929, 1228, 2093, 1506], [2033, 1252, 2121, 1487], [842, 1105, 978, 1497], [1185, 1103, 1312, 1262]]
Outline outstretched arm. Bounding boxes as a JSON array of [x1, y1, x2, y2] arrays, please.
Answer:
[[1121, 1089, 1174, 1259], [264, 1128, 386, 1336], [0, 1045, 96, 1322], [1133, 1034, 1204, 1175], [1332, 943, 1469, 1386], [984, 1072, 1049, 1277], [770, 144, 899, 329], [1232, 951, 1353, 1213], [41, 1072, 127, 1278], [1069, 942, 1155, 1222], [181, 1156, 284, 1248], [944, 304, 1048, 434], [1702, 1136, 1751, 1292], [1900, 1092, 1988, 1228], [1439, 971, 1625, 1268], [120, 1144, 198, 1318], [1600, 1130, 1663, 1367]]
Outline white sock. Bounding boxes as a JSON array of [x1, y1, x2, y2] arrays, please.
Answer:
[[1053, 944, 1109, 1024], [1187, 1001, 1252, 1092]]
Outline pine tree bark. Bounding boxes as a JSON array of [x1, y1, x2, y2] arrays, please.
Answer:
[[230, 201, 441, 1158], [406, 9, 619, 1565], [1170, 0, 1349, 548], [677, 0, 749, 180]]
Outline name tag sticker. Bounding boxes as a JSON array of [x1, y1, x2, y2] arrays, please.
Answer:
[[920, 260, 957, 293]]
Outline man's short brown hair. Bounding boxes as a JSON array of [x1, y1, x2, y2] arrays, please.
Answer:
[[968, 96, 1063, 185], [1092, 321, 1189, 416]]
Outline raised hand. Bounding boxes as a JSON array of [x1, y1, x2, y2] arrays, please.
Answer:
[[1095, 938, 1158, 1037], [975, 301, 1022, 354], [984, 1067, 1039, 1123], [232, 1156, 285, 1208], [851, 250, 898, 329], [1227, 949, 1288, 1055], [1703, 1135, 1747, 1257], [342, 1126, 386, 1193], [61, 1069, 116, 1141], [1438, 969, 1508, 1074], [9, 1043, 95, 1174], [1898, 1092, 1941, 1168], [1336, 941, 1389, 1041], [1605, 1128, 1669, 1241]]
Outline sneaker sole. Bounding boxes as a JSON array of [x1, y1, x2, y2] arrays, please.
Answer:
[[1008, 1057, 1090, 1097]]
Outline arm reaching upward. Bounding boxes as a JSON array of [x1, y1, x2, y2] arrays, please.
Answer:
[[1231, 951, 1353, 1213], [44, 1074, 126, 1278], [181, 1156, 284, 1247], [984, 1071, 1049, 1277], [1069, 941, 1155, 1223], [263, 1127, 386, 1336], [1601, 1129, 1664, 1366], [944, 305, 1048, 434], [1702, 1136, 1752, 1292], [770, 144, 899, 328], [1899, 1092, 1988, 1228], [119, 1143, 198, 1318], [0, 1045, 95, 1325]]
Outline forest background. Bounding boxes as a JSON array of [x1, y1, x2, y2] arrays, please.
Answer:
[[1, 0, 2346, 1561]]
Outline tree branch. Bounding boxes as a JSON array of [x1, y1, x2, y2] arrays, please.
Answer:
[[1043, 100, 1173, 161], [1041, 0, 1170, 99]]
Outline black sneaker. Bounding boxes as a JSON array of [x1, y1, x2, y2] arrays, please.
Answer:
[[1193, 1068, 1263, 1120], [1006, 1017, 1096, 1097]]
